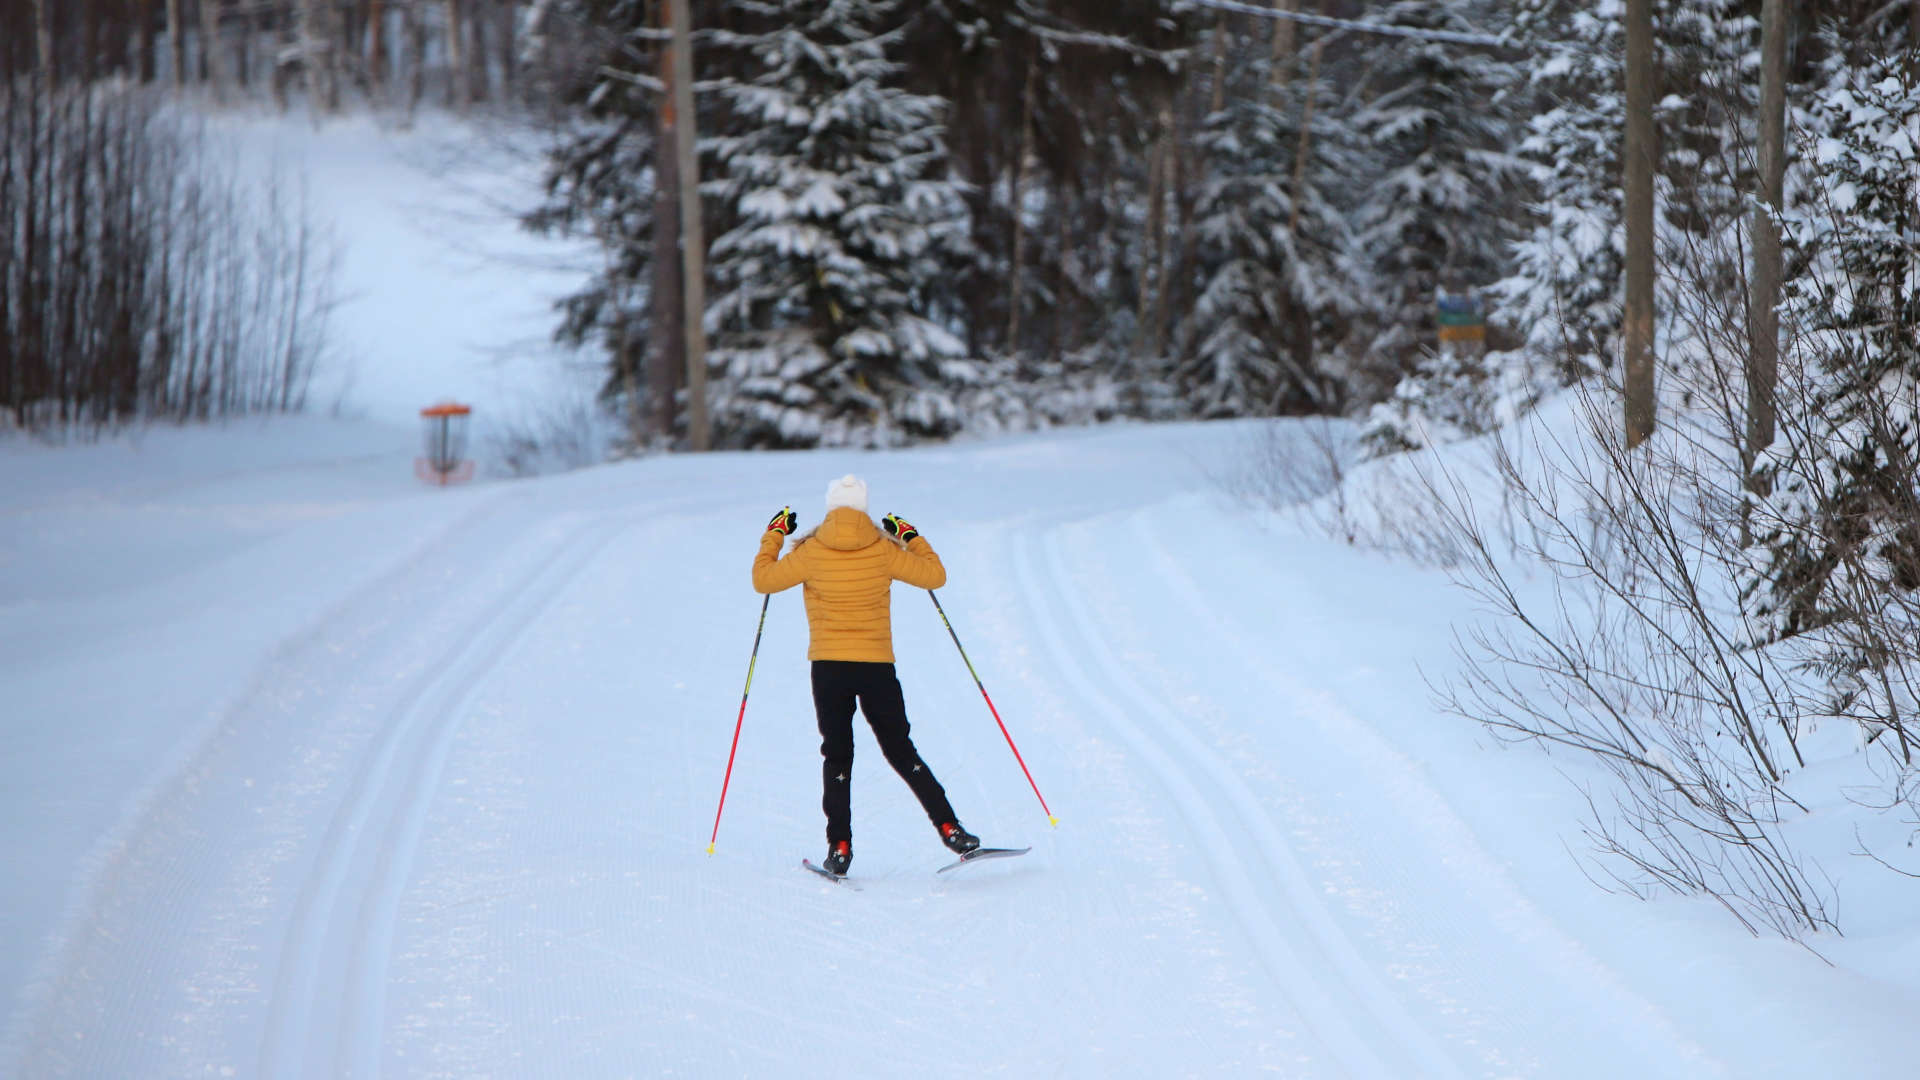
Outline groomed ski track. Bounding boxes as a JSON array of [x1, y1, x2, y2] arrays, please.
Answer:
[[4, 424, 1905, 1078]]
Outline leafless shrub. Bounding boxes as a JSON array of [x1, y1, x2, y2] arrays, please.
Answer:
[[1227, 415, 1350, 509], [485, 389, 615, 477], [1421, 383, 1833, 936], [0, 77, 338, 434]]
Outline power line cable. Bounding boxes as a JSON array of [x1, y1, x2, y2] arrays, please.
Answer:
[[1186, 0, 1508, 48]]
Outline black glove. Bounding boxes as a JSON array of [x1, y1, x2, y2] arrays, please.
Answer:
[[881, 513, 920, 543], [767, 506, 797, 536]]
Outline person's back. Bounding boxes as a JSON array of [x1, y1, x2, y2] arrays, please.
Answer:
[[754, 504, 944, 663], [751, 475, 975, 876]]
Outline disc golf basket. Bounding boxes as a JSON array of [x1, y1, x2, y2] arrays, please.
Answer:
[[416, 402, 475, 485]]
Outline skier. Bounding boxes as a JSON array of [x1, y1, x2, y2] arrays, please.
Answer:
[[753, 474, 981, 876]]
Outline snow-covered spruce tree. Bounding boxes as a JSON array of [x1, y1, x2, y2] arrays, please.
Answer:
[[1746, 53, 1920, 750], [1177, 33, 1362, 420], [525, 110, 658, 392], [1365, 0, 1757, 461], [1492, 0, 1756, 380], [1348, 0, 1526, 392], [703, 0, 975, 449], [1358, 343, 1509, 456]]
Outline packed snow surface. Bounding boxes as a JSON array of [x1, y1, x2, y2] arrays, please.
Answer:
[[4, 417, 1917, 1079]]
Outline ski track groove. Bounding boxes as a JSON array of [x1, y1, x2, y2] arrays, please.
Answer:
[[1112, 506, 1728, 1077], [257, 510, 630, 1080], [1013, 528, 1467, 1080]]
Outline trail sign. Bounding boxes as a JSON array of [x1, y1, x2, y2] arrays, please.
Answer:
[[1436, 293, 1487, 344]]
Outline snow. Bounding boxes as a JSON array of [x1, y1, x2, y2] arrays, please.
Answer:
[[5, 413, 1919, 1077], [5, 112, 1920, 1080]]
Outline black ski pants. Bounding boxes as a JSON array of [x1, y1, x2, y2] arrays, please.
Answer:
[[812, 660, 955, 845]]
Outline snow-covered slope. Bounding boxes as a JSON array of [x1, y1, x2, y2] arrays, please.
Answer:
[[4, 417, 1917, 1079]]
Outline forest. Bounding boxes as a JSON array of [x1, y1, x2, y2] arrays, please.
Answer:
[[2, 1, 1911, 446]]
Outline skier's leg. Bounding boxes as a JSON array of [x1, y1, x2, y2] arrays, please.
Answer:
[[812, 661, 858, 845], [857, 664, 958, 828]]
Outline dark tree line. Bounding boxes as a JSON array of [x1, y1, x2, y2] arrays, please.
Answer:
[[0, 0, 534, 115], [521, 0, 1920, 452]]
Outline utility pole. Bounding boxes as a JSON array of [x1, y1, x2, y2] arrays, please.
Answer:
[[668, 0, 710, 450], [1622, 0, 1657, 449], [1746, 0, 1787, 491]]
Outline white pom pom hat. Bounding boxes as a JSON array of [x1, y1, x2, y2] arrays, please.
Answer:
[[824, 474, 869, 513]]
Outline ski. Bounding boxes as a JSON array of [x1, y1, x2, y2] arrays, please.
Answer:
[[934, 846, 1031, 874], [801, 858, 860, 889]]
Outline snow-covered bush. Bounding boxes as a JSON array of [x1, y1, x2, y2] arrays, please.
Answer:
[[1357, 344, 1557, 458], [1414, 386, 1834, 937], [1744, 52, 1920, 756]]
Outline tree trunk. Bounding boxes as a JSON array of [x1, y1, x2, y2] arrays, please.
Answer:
[[1270, 0, 1295, 88], [136, 0, 157, 83], [498, 0, 519, 99], [469, 0, 491, 102], [1746, 0, 1787, 492], [650, 29, 684, 444], [1210, 12, 1229, 114], [167, 0, 184, 90], [446, 0, 468, 110], [1287, 36, 1325, 239], [1911, 0, 1919, 77], [1135, 106, 1172, 367], [1053, 193, 1070, 364], [234, 0, 251, 88], [34, 0, 55, 82], [301, 0, 340, 113], [201, 0, 228, 100], [667, 0, 710, 450], [1622, 0, 1657, 449], [1007, 44, 1037, 353], [367, 0, 386, 89], [407, 1, 427, 119], [1164, 104, 1193, 347]]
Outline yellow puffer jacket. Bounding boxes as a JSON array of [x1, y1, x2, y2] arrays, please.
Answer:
[[752, 506, 947, 662]]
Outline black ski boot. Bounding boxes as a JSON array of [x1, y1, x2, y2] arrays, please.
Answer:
[[938, 822, 980, 855], [822, 840, 852, 876]]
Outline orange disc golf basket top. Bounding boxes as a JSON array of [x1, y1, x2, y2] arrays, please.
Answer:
[[416, 401, 475, 486]]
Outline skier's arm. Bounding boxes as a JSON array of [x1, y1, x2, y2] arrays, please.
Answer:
[[752, 512, 808, 593], [888, 534, 947, 591]]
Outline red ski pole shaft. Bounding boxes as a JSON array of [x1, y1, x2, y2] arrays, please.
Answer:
[[708, 594, 770, 853], [929, 590, 1059, 826]]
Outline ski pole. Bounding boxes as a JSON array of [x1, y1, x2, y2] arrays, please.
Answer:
[[708, 594, 771, 854], [928, 590, 1059, 827]]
